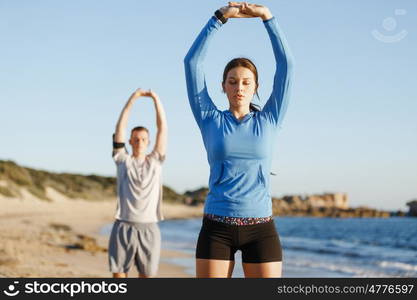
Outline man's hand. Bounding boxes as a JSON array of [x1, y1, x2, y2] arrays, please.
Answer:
[[141, 89, 160, 100], [130, 88, 147, 100]]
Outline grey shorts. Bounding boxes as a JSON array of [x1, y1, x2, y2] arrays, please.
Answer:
[[108, 219, 161, 276]]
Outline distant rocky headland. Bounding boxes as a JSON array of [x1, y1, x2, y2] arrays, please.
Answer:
[[1, 159, 414, 218], [184, 188, 411, 218]]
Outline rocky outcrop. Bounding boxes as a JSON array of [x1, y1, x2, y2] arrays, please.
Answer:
[[181, 188, 391, 218], [277, 193, 349, 210], [43, 223, 107, 253], [406, 200, 417, 217], [184, 187, 209, 206], [272, 194, 390, 217], [273, 193, 348, 214]]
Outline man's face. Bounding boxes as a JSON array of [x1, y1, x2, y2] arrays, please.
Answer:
[[129, 129, 149, 154]]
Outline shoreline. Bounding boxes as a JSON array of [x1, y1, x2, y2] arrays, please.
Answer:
[[2, 192, 411, 278], [0, 195, 203, 278]]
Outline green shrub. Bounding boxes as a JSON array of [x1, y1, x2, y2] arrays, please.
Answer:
[[0, 160, 32, 186], [0, 186, 14, 197]]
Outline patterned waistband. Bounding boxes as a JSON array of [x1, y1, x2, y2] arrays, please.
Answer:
[[204, 213, 273, 226]]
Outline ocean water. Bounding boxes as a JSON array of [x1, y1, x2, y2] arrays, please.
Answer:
[[102, 217, 417, 277]]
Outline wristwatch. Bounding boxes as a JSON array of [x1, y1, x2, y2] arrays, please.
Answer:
[[214, 9, 228, 24]]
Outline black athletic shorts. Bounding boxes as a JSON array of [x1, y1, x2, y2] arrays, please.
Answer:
[[195, 217, 282, 263]]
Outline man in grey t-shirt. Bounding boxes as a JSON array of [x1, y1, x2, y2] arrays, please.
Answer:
[[109, 88, 167, 278]]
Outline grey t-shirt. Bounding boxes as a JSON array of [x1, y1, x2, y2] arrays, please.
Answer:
[[113, 149, 165, 223]]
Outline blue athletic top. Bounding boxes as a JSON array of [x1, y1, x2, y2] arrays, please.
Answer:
[[184, 16, 293, 218]]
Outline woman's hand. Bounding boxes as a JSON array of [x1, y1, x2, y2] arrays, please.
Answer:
[[228, 2, 272, 20], [219, 3, 253, 18]]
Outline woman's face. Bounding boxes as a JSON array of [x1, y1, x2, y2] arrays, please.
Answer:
[[223, 66, 257, 110]]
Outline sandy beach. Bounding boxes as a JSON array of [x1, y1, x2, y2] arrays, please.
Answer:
[[0, 188, 203, 278]]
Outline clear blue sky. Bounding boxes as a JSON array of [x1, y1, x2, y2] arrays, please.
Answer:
[[1, 0, 416, 211]]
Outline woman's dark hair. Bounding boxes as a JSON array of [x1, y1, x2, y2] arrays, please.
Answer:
[[222, 57, 261, 112]]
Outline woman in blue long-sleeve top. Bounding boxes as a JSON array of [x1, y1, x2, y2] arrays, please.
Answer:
[[184, 2, 293, 278]]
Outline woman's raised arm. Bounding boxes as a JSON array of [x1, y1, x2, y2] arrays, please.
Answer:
[[183, 16, 221, 128], [235, 2, 294, 127], [183, 5, 250, 128]]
